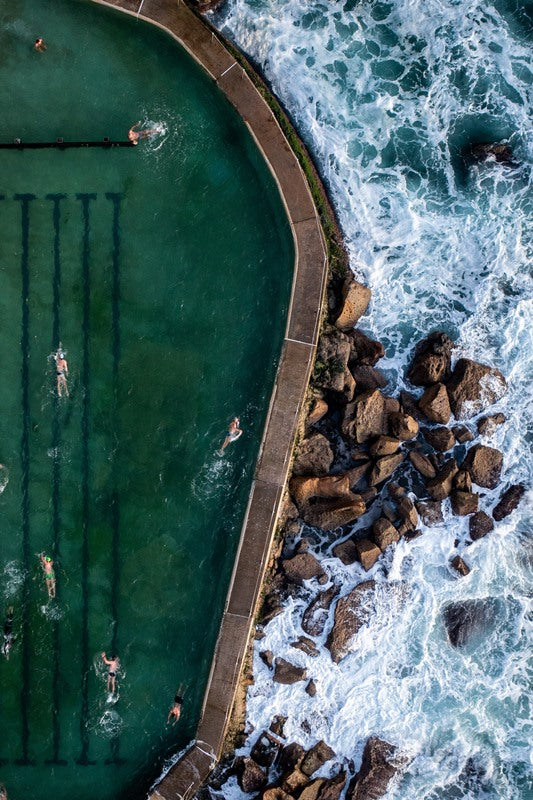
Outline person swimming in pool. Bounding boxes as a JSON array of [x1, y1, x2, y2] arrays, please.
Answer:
[[34, 37, 46, 52], [101, 652, 119, 694], [128, 122, 162, 145], [219, 417, 243, 454], [2, 606, 15, 660], [39, 553, 56, 599], [54, 350, 69, 397], [167, 685, 185, 725]]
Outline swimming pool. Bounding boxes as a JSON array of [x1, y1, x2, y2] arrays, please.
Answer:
[[0, 1, 294, 798]]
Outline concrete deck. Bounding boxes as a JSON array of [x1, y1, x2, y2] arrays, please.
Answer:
[[90, 1, 328, 797]]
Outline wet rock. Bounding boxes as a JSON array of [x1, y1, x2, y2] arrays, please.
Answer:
[[261, 583, 286, 625], [348, 329, 385, 366], [291, 636, 319, 658], [418, 383, 451, 424], [299, 779, 326, 800], [290, 475, 353, 509], [422, 426, 455, 451], [282, 767, 309, 795], [396, 496, 418, 530], [292, 433, 335, 477], [451, 490, 479, 516], [454, 470, 472, 492], [302, 584, 340, 637], [307, 397, 329, 427], [407, 331, 454, 386], [273, 658, 308, 685], [443, 599, 499, 648], [352, 365, 388, 392], [261, 788, 294, 800], [318, 771, 347, 800], [388, 411, 419, 441], [345, 461, 371, 489], [388, 482, 405, 500], [270, 715, 287, 738], [236, 757, 267, 793], [354, 539, 381, 571], [471, 142, 514, 163], [399, 390, 423, 420], [259, 650, 274, 669], [305, 679, 317, 697], [278, 742, 306, 773], [281, 553, 325, 584], [452, 424, 474, 443], [335, 278, 371, 331], [416, 500, 444, 526], [446, 358, 507, 420], [332, 537, 359, 565], [369, 453, 405, 486], [383, 396, 401, 415], [342, 390, 388, 444], [469, 511, 494, 540], [409, 451, 437, 479], [359, 487, 378, 505], [301, 741, 336, 777], [427, 459, 458, 500], [492, 484, 526, 521], [347, 736, 399, 800], [300, 496, 366, 531], [404, 529, 423, 541], [372, 518, 400, 550], [326, 580, 376, 662], [369, 436, 400, 457], [462, 444, 503, 489], [451, 555, 471, 576], [477, 412, 506, 437]]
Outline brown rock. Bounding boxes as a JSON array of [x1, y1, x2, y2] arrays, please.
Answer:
[[453, 470, 472, 492], [446, 358, 507, 419], [259, 650, 274, 669], [388, 411, 419, 441], [452, 424, 474, 443], [291, 636, 319, 658], [407, 331, 454, 386], [347, 736, 399, 800], [354, 539, 381, 571], [301, 741, 336, 777], [237, 757, 267, 793], [422, 426, 455, 451], [462, 444, 503, 489], [293, 433, 334, 477], [418, 383, 451, 424], [451, 555, 471, 576], [278, 742, 306, 773], [404, 529, 423, 541], [335, 278, 371, 331], [383, 396, 401, 415], [469, 511, 494, 540], [369, 453, 404, 486], [261, 787, 294, 800], [282, 553, 325, 584], [345, 462, 371, 489], [270, 715, 287, 738], [416, 500, 444, 526], [477, 412, 506, 437], [251, 730, 282, 767], [450, 490, 479, 516], [396, 496, 418, 529], [326, 580, 376, 662], [427, 459, 459, 500], [318, 771, 347, 800], [352, 365, 388, 391], [369, 436, 401, 456], [372, 518, 400, 550], [282, 767, 310, 794], [492, 484, 526, 521], [359, 487, 378, 504], [332, 537, 359, 565], [342, 389, 388, 444], [316, 329, 352, 392], [273, 658, 307, 685], [409, 451, 437, 479], [300, 497, 366, 531], [305, 679, 317, 697], [348, 329, 385, 366], [399, 390, 423, 419], [290, 474, 353, 509], [302, 584, 341, 637], [299, 779, 326, 800], [307, 397, 329, 427], [388, 482, 405, 500]]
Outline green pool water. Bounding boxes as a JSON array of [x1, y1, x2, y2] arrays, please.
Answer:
[[0, 1, 294, 798]]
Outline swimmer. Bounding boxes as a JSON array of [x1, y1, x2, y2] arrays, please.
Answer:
[[34, 37, 46, 52], [101, 652, 119, 694], [54, 350, 68, 397], [0, 783, 8, 800], [167, 685, 185, 725], [39, 553, 56, 599], [219, 417, 243, 454], [2, 607, 15, 660], [128, 121, 162, 145]]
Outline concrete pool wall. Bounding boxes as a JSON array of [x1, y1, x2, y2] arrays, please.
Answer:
[[90, 1, 329, 797]]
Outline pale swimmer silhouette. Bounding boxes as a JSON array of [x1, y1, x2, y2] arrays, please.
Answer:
[[0, 464, 8, 495], [218, 416, 243, 455], [128, 121, 164, 145], [53, 347, 69, 397]]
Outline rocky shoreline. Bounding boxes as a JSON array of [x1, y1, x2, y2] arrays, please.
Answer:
[[200, 274, 525, 800]]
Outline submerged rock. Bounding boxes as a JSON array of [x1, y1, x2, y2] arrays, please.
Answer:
[[470, 141, 514, 164], [347, 736, 400, 800], [492, 484, 526, 521], [443, 599, 499, 648]]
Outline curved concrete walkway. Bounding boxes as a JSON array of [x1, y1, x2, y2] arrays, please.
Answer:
[[91, 2, 329, 797]]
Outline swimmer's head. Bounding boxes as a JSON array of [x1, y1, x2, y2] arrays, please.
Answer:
[[45, 556, 51, 562]]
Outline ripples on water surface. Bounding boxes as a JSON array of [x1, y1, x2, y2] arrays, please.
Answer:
[[215, 1, 532, 797]]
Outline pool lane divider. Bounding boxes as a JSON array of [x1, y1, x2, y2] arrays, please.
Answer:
[[14, 193, 36, 766], [45, 193, 68, 766], [76, 193, 97, 767], [0, 140, 135, 149]]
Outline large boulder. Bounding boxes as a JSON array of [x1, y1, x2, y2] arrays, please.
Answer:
[[369, 436, 400, 457], [416, 500, 444, 526], [396, 496, 419, 530], [354, 539, 382, 571], [422, 426, 455, 452], [302, 584, 341, 637], [477, 412, 506, 437], [348, 330, 385, 367], [278, 742, 306, 773], [290, 474, 353, 508], [281, 553, 326, 584], [237, 757, 267, 793], [443, 598, 500, 648], [317, 771, 347, 800], [351, 365, 388, 392], [326, 581, 376, 663], [450, 490, 479, 516], [332, 537, 359, 565], [292, 433, 334, 477], [446, 358, 507, 419], [301, 741, 336, 777], [369, 453, 405, 486], [418, 383, 451, 424], [387, 412, 419, 441], [261, 791, 293, 800], [299, 778, 327, 800], [307, 396, 329, 427], [342, 390, 388, 444], [492, 484, 526, 521], [409, 451, 437, 479], [347, 736, 399, 800], [335, 278, 371, 331], [450, 555, 470, 576], [469, 511, 494, 540], [273, 658, 308, 684], [407, 331, 454, 386], [300, 496, 366, 531], [282, 767, 310, 795], [372, 518, 400, 550], [251, 730, 282, 767], [462, 444, 503, 489], [426, 459, 458, 500]]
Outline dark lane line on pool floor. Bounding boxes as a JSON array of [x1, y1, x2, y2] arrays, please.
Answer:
[[0, 194, 5, 768], [46, 193, 68, 766], [14, 193, 36, 766], [76, 193, 97, 767]]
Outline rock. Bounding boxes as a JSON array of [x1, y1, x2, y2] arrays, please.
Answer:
[[299, 779, 327, 800], [427, 459, 459, 500], [302, 584, 340, 637], [273, 658, 308, 685], [261, 788, 294, 800], [301, 741, 336, 777], [354, 539, 381, 571], [369, 436, 400, 457], [280, 493, 299, 525], [347, 736, 399, 800], [422, 426, 455, 451], [451, 555, 471, 576], [342, 390, 388, 444], [369, 453, 405, 486], [335, 278, 371, 331], [305, 679, 317, 697], [270, 715, 287, 738], [416, 500, 444, 526], [292, 433, 335, 477], [387, 482, 405, 500], [492, 484, 526, 521], [290, 475, 353, 509], [383, 396, 401, 415], [407, 331, 454, 386], [261, 590, 285, 625], [443, 599, 499, 648], [282, 767, 310, 794], [326, 581, 376, 662], [396, 496, 418, 529], [462, 444, 503, 489], [345, 462, 371, 488], [259, 650, 274, 669], [477, 412, 506, 437], [469, 511, 494, 540], [452, 424, 474, 443], [318, 771, 347, 800], [307, 397, 329, 427], [404, 529, 423, 541], [300, 497, 366, 531], [316, 329, 353, 396], [236, 757, 267, 793], [446, 358, 507, 420], [399, 390, 423, 420], [348, 329, 385, 366], [388, 411, 419, 441], [418, 383, 451, 424], [454, 470, 472, 492], [372, 518, 400, 550], [332, 537, 359, 565], [282, 553, 325, 584], [291, 636, 319, 658], [409, 451, 437, 479], [471, 142, 514, 163], [450, 490, 479, 516], [351, 365, 388, 392], [359, 487, 378, 504], [278, 742, 306, 773]]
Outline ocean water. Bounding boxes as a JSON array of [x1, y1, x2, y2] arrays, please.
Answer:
[[212, 1, 533, 798]]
